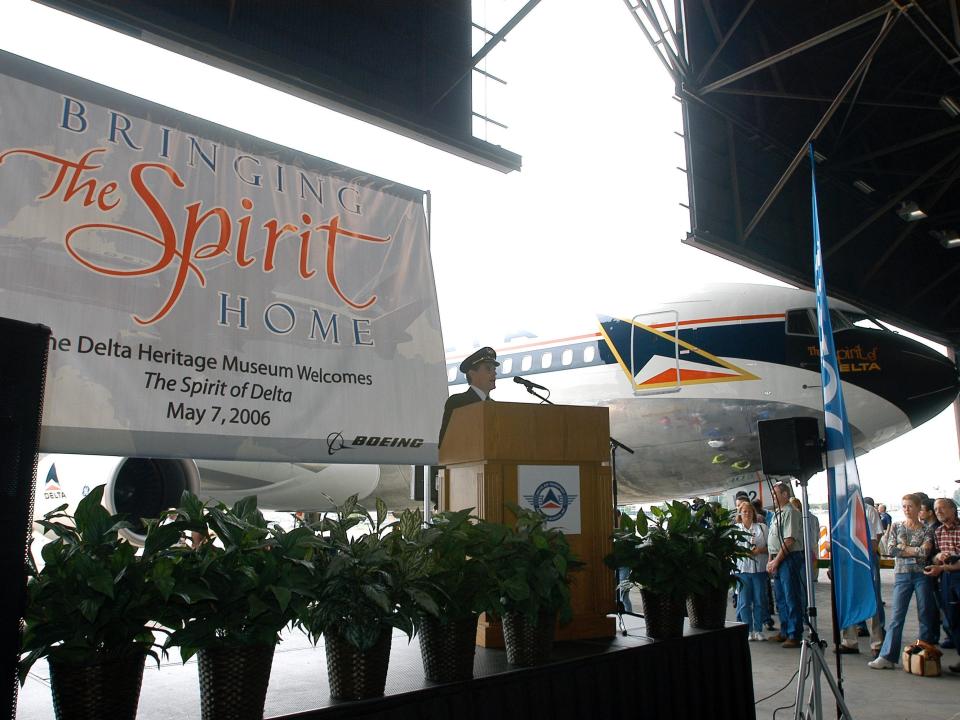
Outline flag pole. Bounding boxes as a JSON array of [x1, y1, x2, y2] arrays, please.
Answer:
[[792, 141, 857, 720], [829, 555, 845, 719]]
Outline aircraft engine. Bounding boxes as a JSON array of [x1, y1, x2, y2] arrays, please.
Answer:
[[103, 458, 201, 544], [35, 454, 200, 546], [34, 454, 382, 547]]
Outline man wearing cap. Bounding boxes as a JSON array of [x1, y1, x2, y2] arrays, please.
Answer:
[[438, 346, 499, 446]]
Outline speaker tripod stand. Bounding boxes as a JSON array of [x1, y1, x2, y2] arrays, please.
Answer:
[[791, 474, 854, 720]]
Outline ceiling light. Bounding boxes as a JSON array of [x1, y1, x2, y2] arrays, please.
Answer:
[[931, 229, 960, 249], [897, 201, 927, 222], [940, 95, 960, 118], [853, 179, 875, 195]]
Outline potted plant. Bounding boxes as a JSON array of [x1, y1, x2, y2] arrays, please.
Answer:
[[394, 508, 499, 682], [605, 500, 705, 639], [150, 492, 321, 720], [686, 502, 750, 629], [19, 484, 175, 720], [486, 505, 583, 666], [301, 495, 438, 700]]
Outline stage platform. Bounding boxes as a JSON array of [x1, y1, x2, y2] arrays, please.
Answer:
[[16, 614, 754, 720]]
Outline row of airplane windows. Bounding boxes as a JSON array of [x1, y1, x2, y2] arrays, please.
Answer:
[[447, 343, 599, 382]]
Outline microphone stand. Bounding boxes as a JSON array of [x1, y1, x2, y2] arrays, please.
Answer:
[[525, 386, 554, 405], [609, 435, 638, 619], [609, 436, 633, 510]]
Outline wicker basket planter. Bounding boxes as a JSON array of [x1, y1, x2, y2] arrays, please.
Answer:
[[639, 589, 686, 639], [502, 611, 556, 667], [325, 628, 393, 700], [418, 614, 479, 682], [687, 587, 729, 630], [197, 643, 276, 720], [49, 652, 145, 720]]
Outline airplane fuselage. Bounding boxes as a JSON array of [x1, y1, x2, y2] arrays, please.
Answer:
[[444, 284, 958, 503]]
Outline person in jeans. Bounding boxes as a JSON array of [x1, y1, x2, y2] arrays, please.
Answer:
[[924, 498, 960, 667], [868, 494, 937, 669], [838, 497, 886, 655], [767, 481, 806, 648], [736, 501, 769, 640]]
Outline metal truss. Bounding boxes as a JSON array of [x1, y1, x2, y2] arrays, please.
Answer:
[[624, 0, 960, 342]]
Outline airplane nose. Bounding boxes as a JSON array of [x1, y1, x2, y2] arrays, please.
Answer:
[[853, 332, 960, 428]]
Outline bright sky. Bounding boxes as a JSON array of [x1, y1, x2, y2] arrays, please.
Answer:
[[2, 0, 958, 507]]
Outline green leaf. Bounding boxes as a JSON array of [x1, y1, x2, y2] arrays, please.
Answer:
[[502, 576, 530, 601], [144, 524, 183, 557], [248, 594, 269, 618], [361, 586, 391, 613], [406, 587, 440, 617], [86, 570, 116, 598], [174, 583, 218, 604], [74, 485, 110, 538], [635, 509, 649, 536], [270, 585, 292, 613], [78, 598, 102, 623], [375, 497, 388, 532]]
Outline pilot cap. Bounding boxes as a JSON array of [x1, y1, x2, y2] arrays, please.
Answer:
[[459, 346, 500, 374]]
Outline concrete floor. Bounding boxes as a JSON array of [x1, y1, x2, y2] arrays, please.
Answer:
[[727, 568, 960, 720], [15, 568, 960, 719]]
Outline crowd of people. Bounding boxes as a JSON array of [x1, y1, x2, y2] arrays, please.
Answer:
[[732, 485, 960, 674]]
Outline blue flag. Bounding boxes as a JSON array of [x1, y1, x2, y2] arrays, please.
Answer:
[[809, 144, 878, 630]]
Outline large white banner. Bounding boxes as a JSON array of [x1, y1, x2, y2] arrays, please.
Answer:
[[0, 51, 447, 464]]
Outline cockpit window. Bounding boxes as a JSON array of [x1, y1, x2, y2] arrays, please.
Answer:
[[830, 309, 855, 331], [786, 309, 815, 336], [787, 308, 859, 335], [841, 311, 886, 331]]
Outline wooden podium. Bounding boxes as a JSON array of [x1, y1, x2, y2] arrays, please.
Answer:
[[438, 401, 616, 646]]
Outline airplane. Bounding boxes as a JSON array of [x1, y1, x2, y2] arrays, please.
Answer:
[[34, 282, 960, 543]]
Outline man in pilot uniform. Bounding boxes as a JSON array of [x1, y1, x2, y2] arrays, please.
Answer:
[[438, 346, 499, 446]]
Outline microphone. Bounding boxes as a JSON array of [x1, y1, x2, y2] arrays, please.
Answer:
[[514, 376, 549, 392]]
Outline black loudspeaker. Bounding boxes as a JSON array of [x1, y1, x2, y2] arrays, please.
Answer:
[[0, 318, 51, 719], [757, 417, 824, 480]]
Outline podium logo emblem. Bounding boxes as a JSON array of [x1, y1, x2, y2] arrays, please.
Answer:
[[525, 481, 577, 522]]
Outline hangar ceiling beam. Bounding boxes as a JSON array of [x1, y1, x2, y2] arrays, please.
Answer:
[[951, 0, 960, 46], [430, 0, 542, 111], [859, 157, 960, 288], [725, 119, 745, 244], [712, 87, 931, 111], [622, 0, 687, 84], [629, 0, 960, 345], [832, 123, 960, 170], [699, 4, 894, 94], [695, 1, 756, 84], [742, 12, 897, 241], [902, 2, 960, 74], [909, 260, 960, 309], [826, 143, 960, 258]]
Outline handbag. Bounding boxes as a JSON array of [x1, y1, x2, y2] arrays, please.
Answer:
[[901, 639, 942, 677]]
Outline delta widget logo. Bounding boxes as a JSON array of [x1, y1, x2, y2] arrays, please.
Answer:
[[524, 481, 577, 522], [43, 464, 66, 500]]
